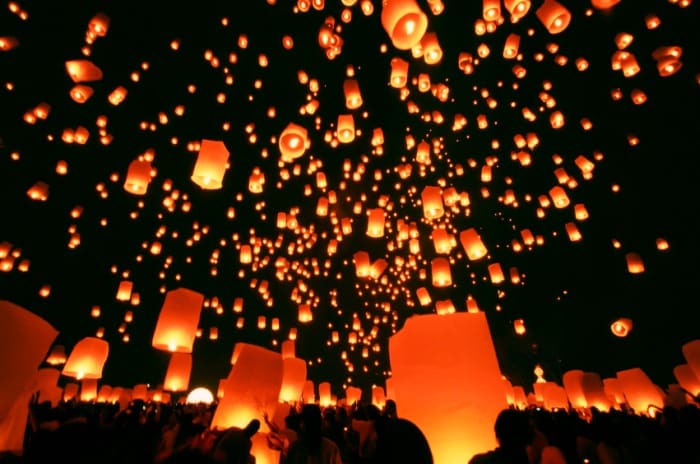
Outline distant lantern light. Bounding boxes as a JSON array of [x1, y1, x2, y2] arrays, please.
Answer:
[[186, 387, 214, 405], [123, 159, 152, 195], [625, 252, 645, 274], [191, 139, 229, 190], [65, 59, 103, 83], [337, 114, 356, 143], [611, 318, 633, 337], [381, 0, 429, 50]]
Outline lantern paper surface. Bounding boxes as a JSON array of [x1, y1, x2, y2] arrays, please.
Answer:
[[388, 312, 506, 463], [164, 352, 192, 392], [211, 343, 283, 432], [152, 287, 204, 353], [62, 337, 109, 380], [0, 300, 58, 418], [279, 357, 306, 403], [616, 368, 664, 415]]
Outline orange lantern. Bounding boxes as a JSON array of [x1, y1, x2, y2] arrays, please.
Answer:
[[431, 257, 452, 287], [280, 357, 306, 403], [80, 379, 98, 402], [279, 123, 309, 162], [504, 0, 531, 21], [108, 86, 128, 106], [389, 57, 409, 88], [610, 318, 633, 337], [482, 0, 501, 21], [421, 32, 442, 65], [536, 0, 571, 34], [673, 364, 700, 396], [549, 186, 570, 208], [65, 59, 103, 83], [366, 208, 385, 238], [191, 139, 229, 190], [591, 0, 620, 9], [503, 33, 520, 58], [46, 345, 67, 365], [343, 79, 363, 109], [581, 372, 612, 411], [513, 319, 526, 335], [164, 352, 192, 392], [354, 251, 371, 277], [562, 370, 587, 409], [123, 159, 152, 195], [459, 228, 488, 261], [381, 0, 429, 50], [416, 287, 432, 306], [70, 85, 94, 103], [616, 368, 664, 416], [337, 114, 355, 143], [487, 263, 505, 284], [152, 287, 204, 353], [421, 186, 444, 219], [116, 280, 133, 301], [625, 252, 645, 274], [682, 340, 700, 382], [62, 337, 109, 380], [389, 312, 506, 462]]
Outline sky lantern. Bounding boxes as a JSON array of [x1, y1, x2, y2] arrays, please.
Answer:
[[673, 364, 700, 396], [616, 368, 665, 415], [163, 352, 192, 392], [108, 86, 128, 106], [562, 370, 587, 409], [62, 337, 109, 380], [389, 312, 506, 462], [69, 84, 94, 103], [536, 0, 571, 34], [116, 280, 133, 301], [503, 33, 520, 58], [381, 0, 429, 50], [682, 340, 700, 382], [482, 0, 501, 21], [191, 139, 229, 190], [487, 263, 505, 284], [513, 319, 526, 335], [421, 32, 442, 65], [625, 252, 645, 274], [459, 228, 488, 261], [279, 123, 309, 162], [590, 0, 621, 9], [504, 0, 531, 21], [318, 381, 332, 407], [652, 46, 683, 77], [421, 186, 444, 219], [581, 372, 613, 411], [366, 208, 385, 238], [88, 12, 110, 37], [337, 114, 356, 143], [97, 385, 112, 403], [123, 159, 152, 195], [0, 300, 58, 435], [80, 379, 98, 402], [610, 318, 633, 337], [280, 356, 307, 403], [26, 181, 49, 201], [431, 257, 452, 287], [46, 345, 67, 365], [0, 36, 19, 51], [549, 186, 570, 208], [211, 343, 284, 432], [152, 287, 204, 353], [390, 57, 409, 88], [343, 79, 363, 109], [65, 59, 103, 82]]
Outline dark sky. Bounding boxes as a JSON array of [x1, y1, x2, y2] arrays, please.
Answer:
[[0, 0, 699, 397]]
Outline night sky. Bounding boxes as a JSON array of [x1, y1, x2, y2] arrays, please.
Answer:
[[1, 0, 699, 397]]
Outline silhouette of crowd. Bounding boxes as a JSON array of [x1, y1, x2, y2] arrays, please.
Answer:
[[2, 396, 699, 464]]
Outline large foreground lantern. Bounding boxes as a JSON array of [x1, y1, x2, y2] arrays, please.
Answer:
[[562, 370, 587, 409], [279, 357, 307, 403], [211, 343, 284, 431], [191, 139, 229, 190], [616, 368, 664, 415], [389, 312, 507, 463], [673, 364, 700, 397], [381, 0, 429, 50], [163, 352, 192, 392], [152, 287, 204, 353], [62, 337, 109, 380], [0, 300, 58, 430]]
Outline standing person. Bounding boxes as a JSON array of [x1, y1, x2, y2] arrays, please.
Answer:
[[284, 404, 342, 464]]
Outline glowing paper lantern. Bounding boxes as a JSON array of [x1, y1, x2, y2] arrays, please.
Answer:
[[366, 208, 385, 238], [431, 258, 452, 287], [302, 380, 316, 403], [46, 345, 67, 365], [390, 57, 409, 87], [673, 364, 700, 396], [616, 368, 665, 415], [581, 372, 612, 411], [152, 287, 204, 353], [345, 386, 362, 405], [164, 352, 192, 392], [211, 343, 284, 431], [625, 253, 645, 274], [191, 139, 229, 190], [123, 159, 152, 195], [97, 385, 112, 402], [337, 114, 355, 143], [549, 186, 570, 208], [319, 381, 332, 407], [591, 0, 620, 9], [343, 79, 363, 109], [132, 384, 148, 401], [381, 0, 429, 50], [504, 0, 531, 22], [65, 59, 103, 83], [389, 312, 507, 462], [80, 379, 98, 402], [459, 228, 488, 261], [62, 337, 109, 380], [503, 33, 520, 58], [371, 386, 386, 408], [682, 340, 700, 382], [421, 32, 442, 64], [562, 370, 587, 409], [186, 387, 215, 405], [536, 0, 571, 34], [0, 300, 58, 441], [279, 123, 309, 162], [610, 318, 633, 337], [279, 357, 307, 403], [542, 383, 569, 410], [421, 186, 444, 219], [603, 378, 626, 407]]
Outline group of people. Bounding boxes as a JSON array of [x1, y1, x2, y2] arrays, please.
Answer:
[[4, 396, 700, 463]]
